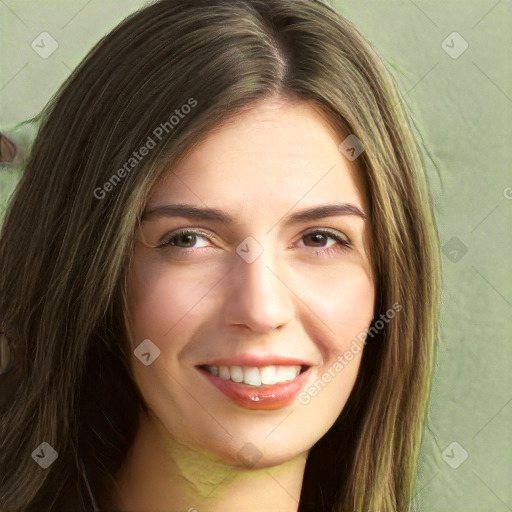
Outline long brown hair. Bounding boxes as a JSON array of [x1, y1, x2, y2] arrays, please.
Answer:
[[0, 1, 440, 510]]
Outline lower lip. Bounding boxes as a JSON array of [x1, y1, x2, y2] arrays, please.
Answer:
[[198, 367, 311, 410]]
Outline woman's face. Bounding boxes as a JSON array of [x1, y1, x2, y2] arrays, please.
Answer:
[[126, 96, 375, 468]]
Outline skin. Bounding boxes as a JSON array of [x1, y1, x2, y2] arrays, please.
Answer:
[[109, 95, 375, 512]]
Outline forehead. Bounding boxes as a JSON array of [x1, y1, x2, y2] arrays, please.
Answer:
[[148, 98, 367, 213]]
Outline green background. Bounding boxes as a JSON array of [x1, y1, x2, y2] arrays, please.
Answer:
[[1, 1, 511, 511]]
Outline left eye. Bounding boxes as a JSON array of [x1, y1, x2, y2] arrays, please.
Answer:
[[158, 230, 211, 250], [157, 229, 351, 255]]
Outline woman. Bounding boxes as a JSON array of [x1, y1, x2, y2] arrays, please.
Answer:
[[0, 0, 440, 510]]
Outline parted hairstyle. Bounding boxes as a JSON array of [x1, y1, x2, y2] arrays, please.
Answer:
[[0, 0, 440, 510]]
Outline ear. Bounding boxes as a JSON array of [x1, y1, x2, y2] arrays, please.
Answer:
[[0, 132, 18, 163], [0, 119, 40, 168]]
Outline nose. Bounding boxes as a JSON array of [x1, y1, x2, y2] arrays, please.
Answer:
[[223, 244, 295, 333]]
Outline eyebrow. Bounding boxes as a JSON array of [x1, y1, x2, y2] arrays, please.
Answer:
[[141, 202, 367, 225]]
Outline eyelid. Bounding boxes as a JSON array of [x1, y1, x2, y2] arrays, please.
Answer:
[[301, 227, 351, 245], [157, 228, 214, 248], [157, 226, 352, 255]]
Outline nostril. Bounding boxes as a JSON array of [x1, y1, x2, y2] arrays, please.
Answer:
[[0, 133, 18, 163]]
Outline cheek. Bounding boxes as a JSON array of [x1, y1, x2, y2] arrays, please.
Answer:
[[126, 252, 217, 345], [295, 265, 373, 423], [300, 260, 375, 353], [125, 255, 216, 430]]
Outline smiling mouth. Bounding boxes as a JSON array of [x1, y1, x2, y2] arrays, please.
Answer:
[[196, 363, 312, 410], [198, 364, 310, 387]]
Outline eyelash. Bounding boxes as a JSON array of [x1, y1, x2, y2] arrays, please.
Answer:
[[156, 228, 351, 257]]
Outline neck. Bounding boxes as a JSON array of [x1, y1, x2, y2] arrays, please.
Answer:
[[104, 411, 307, 512]]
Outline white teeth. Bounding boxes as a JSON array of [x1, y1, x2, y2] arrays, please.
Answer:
[[260, 365, 278, 385], [243, 367, 261, 386], [230, 365, 244, 383], [204, 364, 302, 387], [276, 365, 298, 382], [218, 366, 230, 380]]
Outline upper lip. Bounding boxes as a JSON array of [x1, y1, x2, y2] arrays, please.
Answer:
[[197, 354, 313, 368]]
